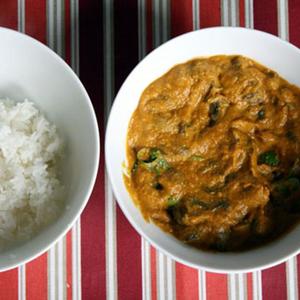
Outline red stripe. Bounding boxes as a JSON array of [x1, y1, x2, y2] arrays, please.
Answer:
[[151, 247, 157, 300], [247, 273, 253, 300], [0, 269, 18, 300], [26, 254, 47, 300], [262, 263, 287, 300], [206, 273, 228, 300], [239, 0, 245, 27], [116, 206, 142, 299], [0, 0, 17, 29], [288, 0, 300, 48], [66, 231, 72, 300], [170, 0, 193, 36], [79, 0, 106, 299], [25, 0, 47, 44], [297, 255, 300, 296], [199, 0, 221, 28], [253, 0, 278, 35], [175, 263, 199, 300]]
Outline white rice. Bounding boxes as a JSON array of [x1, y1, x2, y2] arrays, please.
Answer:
[[0, 99, 63, 249]]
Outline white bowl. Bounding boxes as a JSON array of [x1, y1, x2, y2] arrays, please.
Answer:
[[106, 27, 300, 273], [0, 27, 99, 271]]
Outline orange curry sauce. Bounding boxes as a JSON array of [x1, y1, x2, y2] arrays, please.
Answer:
[[125, 55, 300, 251]]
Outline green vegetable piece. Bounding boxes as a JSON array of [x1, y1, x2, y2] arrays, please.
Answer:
[[167, 196, 180, 207], [258, 150, 280, 166], [190, 155, 204, 161], [140, 148, 170, 175]]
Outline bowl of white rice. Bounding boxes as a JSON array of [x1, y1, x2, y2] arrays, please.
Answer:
[[0, 28, 99, 270]]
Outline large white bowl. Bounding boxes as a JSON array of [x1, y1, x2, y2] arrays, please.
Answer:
[[106, 27, 300, 273], [0, 28, 99, 271]]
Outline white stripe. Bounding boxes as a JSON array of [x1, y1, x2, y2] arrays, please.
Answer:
[[105, 180, 118, 300], [72, 221, 82, 300], [277, 0, 289, 41], [138, 2, 152, 299], [69, 1, 81, 299], [18, 0, 26, 297], [142, 239, 152, 300], [238, 273, 247, 300], [221, 0, 230, 26], [18, 265, 26, 300], [48, 247, 56, 300], [57, 240, 65, 300], [157, 252, 166, 300], [228, 274, 237, 300], [286, 257, 298, 300], [199, 270, 206, 300], [253, 271, 262, 300], [166, 256, 176, 300], [18, 0, 25, 33], [103, 0, 117, 298], [245, 0, 254, 29], [193, 0, 200, 30], [230, 0, 239, 27]]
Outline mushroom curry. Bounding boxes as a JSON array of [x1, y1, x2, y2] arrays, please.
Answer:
[[125, 55, 300, 251]]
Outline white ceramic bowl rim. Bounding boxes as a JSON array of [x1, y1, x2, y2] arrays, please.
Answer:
[[106, 26, 300, 273], [0, 27, 100, 271]]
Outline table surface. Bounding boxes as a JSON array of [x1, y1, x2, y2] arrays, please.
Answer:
[[0, 0, 300, 299]]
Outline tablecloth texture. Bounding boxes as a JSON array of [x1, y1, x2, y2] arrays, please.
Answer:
[[0, 0, 299, 299]]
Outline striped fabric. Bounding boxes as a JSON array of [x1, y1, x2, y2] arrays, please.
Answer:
[[0, 0, 300, 299]]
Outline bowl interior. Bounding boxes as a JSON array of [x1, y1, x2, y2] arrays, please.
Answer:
[[0, 28, 99, 270], [106, 27, 300, 273]]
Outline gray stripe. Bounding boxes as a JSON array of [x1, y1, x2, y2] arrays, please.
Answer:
[[138, 0, 147, 61], [199, 270, 206, 300], [193, 0, 200, 30], [245, 0, 254, 28], [18, 0, 25, 33], [69, 0, 81, 299], [70, 0, 80, 75], [277, 0, 289, 41], [18, 265, 26, 300], [153, 0, 161, 47], [221, 0, 230, 26], [230, 0, 239, 27]]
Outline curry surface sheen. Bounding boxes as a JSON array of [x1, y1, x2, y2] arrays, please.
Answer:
[[125, 55, 300, 251]]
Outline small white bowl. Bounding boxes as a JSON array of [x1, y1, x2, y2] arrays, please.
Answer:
[[0, 27, 99, 271], [106, 27, 300, 273]]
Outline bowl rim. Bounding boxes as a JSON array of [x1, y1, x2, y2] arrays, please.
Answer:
[[0, 26, 100, 271], [105, 26, 300, 273]]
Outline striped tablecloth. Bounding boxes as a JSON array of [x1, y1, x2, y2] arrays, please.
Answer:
[[0, 0, 300, 299]]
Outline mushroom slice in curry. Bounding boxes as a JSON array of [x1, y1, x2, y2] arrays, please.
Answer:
[[124, 55, 300, 252]]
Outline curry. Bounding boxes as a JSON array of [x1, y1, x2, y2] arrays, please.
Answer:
[[125, 55, 300, 251]]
